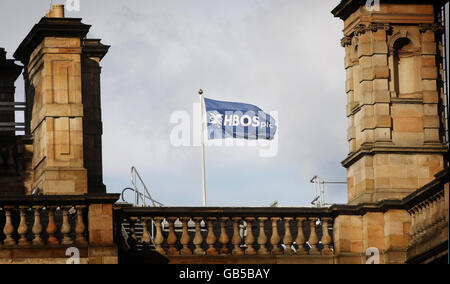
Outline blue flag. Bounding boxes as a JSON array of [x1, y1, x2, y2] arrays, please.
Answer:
[[204, 97, 277, 140]]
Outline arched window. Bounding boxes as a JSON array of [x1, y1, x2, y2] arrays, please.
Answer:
[[392, 38, 420, 97]]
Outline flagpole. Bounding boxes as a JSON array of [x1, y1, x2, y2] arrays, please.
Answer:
[[199, 89, 207, 207]]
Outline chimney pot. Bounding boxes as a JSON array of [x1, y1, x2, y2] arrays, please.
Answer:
[[47, 4, 65, 18]]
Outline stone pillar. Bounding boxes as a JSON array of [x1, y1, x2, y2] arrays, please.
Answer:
[[383, 209, 411, 264], [88, 203, 117, 264], [333, 215, 364, 264], [333, 0, 447, 204], [13, 5, 108, 195]]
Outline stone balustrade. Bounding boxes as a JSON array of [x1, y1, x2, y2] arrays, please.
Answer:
[[115, 207, 335, 257], [404, 169, 449, 249], [0, 195, 116, 248], [408, 191, 447, 247], [404, 168, 449, 263], [0, 205, 87, 247]]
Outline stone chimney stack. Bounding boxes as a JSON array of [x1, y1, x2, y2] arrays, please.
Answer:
[[332, 0, 448, 205], [0, 48, 23, 137], [81, 39, 110, 194], [14, 8, 109, 195]]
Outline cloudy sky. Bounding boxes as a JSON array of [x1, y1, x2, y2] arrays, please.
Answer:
[[1, 0, 350, 207]]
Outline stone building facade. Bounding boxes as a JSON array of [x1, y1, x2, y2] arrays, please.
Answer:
[[0, 1, 448, 264]]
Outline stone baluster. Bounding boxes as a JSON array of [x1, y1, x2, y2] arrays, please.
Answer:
[[3, 206, 16, 246], [32, 206, 43, 245], [438, 192, 447, 230], [283, 217, 294, 255], [193, 217, 205, 255], [413, 206, 422, 243], [180, 217, 192, 255], [295, 217, 307, 255], [308, 218, 319, 254], [61, 206, 74, 245], [46, 206, 59, 245], [167, 217, 179, 255], [421, 204, 429, 240], [416, 204, 426, 242], [321, 217, 333, 255], [219, 217, 230, 255], [257, 217, 269, 255], [232, 217, 243, 255], [18, 206, 30, 246], [75, 205, 87, 244], [140, 217, 151, 245], [409, 209, 417, 246], [244, 217, 256, 255], [429, 197, 439, 232], [206, 218, 218, 255], [270, 217, 282, 255], [423, 202, 432, 239], [153, 217, 166, 255]]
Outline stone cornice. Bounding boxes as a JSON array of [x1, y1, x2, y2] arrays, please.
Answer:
[[82, 39, 110, 61], [14, 17, 91, 64], [341, 36, 353, 47], [332, 0, 449, 21], [342, 144, 449, 168], [341, 23, 392, 46], [419, 23, 445, 33]]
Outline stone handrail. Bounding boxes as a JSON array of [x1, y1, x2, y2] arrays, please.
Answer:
[[114, 207, 336, 256], [0, 195, 117, 247]]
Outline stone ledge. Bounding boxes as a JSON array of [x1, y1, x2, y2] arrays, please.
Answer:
[[342, 145, 448, 168], [165, 255, 335, 265]]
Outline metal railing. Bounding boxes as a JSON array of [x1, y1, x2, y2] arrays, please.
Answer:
[[121, 167, 164, 207], [0, 102, 26, 132]]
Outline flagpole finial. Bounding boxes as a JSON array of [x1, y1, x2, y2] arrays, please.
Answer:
[[198, 89, 204, 95]]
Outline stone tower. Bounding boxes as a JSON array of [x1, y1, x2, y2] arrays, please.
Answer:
[[14, 5, 109, 195], [332, 0, 448, 204]]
